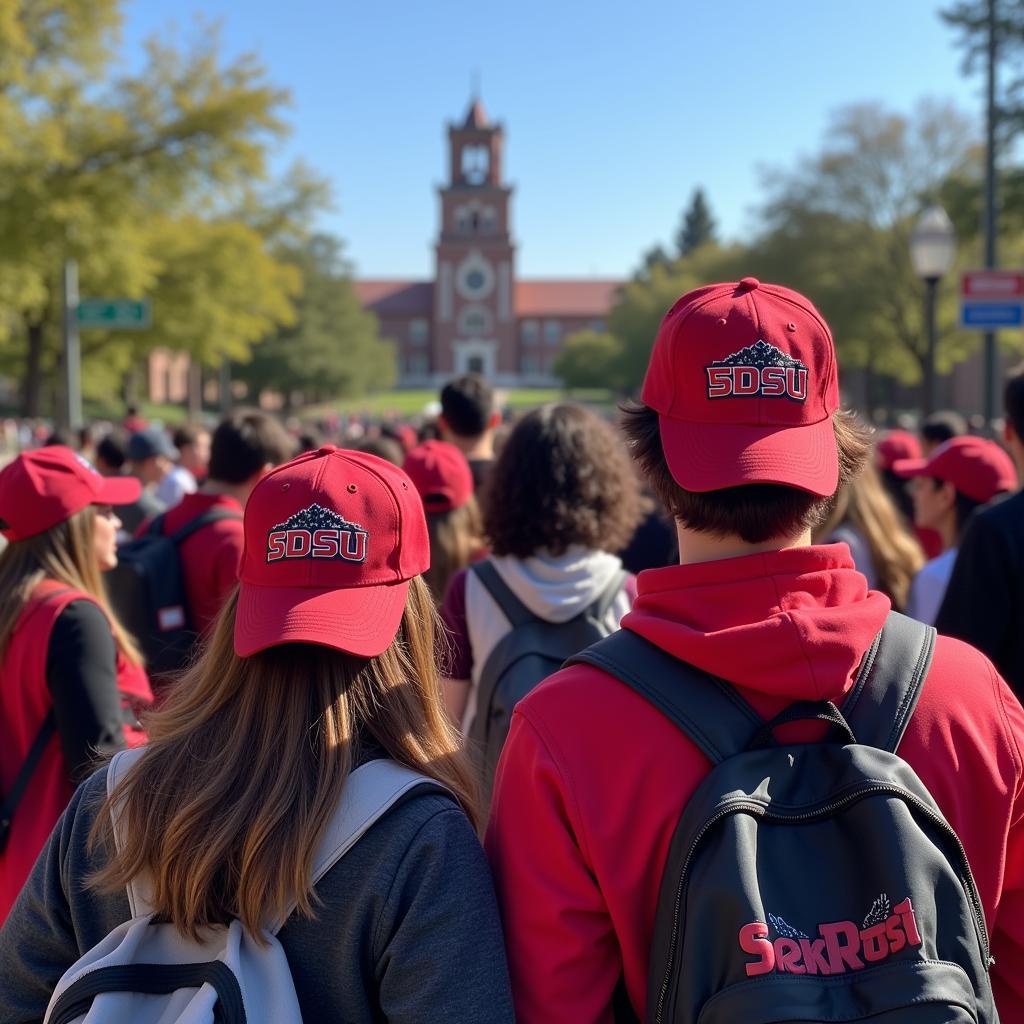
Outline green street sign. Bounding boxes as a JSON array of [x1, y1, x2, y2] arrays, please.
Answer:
[[76, 299, 151, 329]]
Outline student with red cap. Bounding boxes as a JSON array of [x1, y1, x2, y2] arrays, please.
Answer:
[[0, 446, 513, 1022], [894, 436, 1017, 625], [403, 439, 486, 602], [486, 278, 1024, 1022], [0, 447, 152, 925]]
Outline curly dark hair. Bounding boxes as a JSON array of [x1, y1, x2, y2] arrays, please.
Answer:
[[483, 403, 641, 558]]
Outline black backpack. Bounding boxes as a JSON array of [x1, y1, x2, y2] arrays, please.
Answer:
[[569, 612, 998, 1024], [105, 509, 242, 678], [468, 560, 627, 804]]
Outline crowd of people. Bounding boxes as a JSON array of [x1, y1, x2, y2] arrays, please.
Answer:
[[1, 277, 1023, 1021]]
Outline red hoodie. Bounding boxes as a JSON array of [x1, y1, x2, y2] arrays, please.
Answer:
[[485, 544, 1024, 1023]]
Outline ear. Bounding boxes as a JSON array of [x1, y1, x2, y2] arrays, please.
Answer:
[[488, 411, 501, 430], [1005, 419, 1017, 446]]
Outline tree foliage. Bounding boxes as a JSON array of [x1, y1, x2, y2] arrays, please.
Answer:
[[237, 234, 393, 406], [553, 330, 626, 391], [0, 2, 339, 415], [676, 188, 716, 257]]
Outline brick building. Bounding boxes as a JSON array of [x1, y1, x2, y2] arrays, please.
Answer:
[[354, 99, 622, 387]]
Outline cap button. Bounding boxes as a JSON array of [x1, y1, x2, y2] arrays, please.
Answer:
[[318, 444, 338, 455], [738, 277, 760, 293]]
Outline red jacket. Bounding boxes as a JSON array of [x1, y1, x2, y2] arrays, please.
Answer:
[[485, 544, 1024, 1022], [0, 581, 151, 923], [141, 493, 244, 636]]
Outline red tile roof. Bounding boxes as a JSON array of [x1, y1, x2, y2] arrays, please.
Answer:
[[354, 278, 623, 319], [515, 280, 622, 316], [353, 281, 433, 316]]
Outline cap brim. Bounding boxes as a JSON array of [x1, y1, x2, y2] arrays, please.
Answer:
[[658, 415, 839, 497], [234, 578, 410, 658], [890, 458, 930, 479], [96, 475, 142, 505]]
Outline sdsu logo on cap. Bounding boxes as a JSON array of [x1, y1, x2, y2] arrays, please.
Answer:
[[706, 340, 809, 402], [266, 502, 368, 564]]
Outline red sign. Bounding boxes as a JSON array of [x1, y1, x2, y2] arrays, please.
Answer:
[[961, 270, 1024, 298]]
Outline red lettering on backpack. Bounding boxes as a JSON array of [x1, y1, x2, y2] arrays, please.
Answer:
[[738, 922, 776, 977], [738, 895, 922, 977]]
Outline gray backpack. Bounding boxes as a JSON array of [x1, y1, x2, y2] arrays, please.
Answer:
[[469, 560, 626, 805], [570, 612, 998, 1024], [44, 748, 450, 1024]]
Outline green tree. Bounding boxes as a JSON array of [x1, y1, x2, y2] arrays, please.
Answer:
[[748, 101, 981, 386], [553, 330, 626, 391], [0, 5, 293, 414], [237, 233, 394, 408], [675, 188, 716, 257]]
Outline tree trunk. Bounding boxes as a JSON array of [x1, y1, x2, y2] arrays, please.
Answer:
[[22, 320, 45, 417]]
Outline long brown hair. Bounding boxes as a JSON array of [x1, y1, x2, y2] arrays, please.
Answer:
[[89, 575, 479, 942], [424, 498, 485, 602], [0, 505, 142, 664], [815, 463, 925, 610]]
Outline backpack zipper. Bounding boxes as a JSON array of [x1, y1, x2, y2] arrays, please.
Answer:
[[653, 783, 991, 1024]]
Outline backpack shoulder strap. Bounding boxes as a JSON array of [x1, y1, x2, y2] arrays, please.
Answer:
[[145, 512, 166, 538], [585, 569, 628, 624], [106, 750, 451, 927], [106, 747, 151, 918], [1, 711, 56, 842], [566, 629, 763, 765], [840, 610, 936, 753], [271, 759, 452, 933], [168, 507, 243, 546], [471, 560, 534, 629]]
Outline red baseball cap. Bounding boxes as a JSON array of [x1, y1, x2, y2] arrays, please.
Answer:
[[892, 436, 1018, 503], [876, 430, 922, 472], [0, 446, 141, 542], [641, 278, 840, 496], [234, 445, 430, 659], [403, 440, 474, 513]]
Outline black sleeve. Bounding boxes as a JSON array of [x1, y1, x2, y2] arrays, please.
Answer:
[[935, 512, 1014, 666], [45, 601, 125, 781]]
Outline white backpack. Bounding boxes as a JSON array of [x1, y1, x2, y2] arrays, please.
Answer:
[[44, 747, 447, 1024]]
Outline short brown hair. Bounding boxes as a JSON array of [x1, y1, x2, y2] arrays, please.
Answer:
[[484, 403, 641, 558], [620, 402, 872, 544]]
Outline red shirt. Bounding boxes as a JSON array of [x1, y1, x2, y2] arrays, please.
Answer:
[[0, 582, 150, 923], [485, 544, 1024, 1022], [144, 493, 244, 636]]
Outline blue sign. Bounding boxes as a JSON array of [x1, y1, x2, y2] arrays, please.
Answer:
[[960, 302, 1024, 328]]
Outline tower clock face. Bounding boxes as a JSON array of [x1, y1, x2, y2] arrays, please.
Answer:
[[456, 252, 495, 300]]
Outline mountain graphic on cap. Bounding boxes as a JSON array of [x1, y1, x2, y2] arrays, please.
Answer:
[[272, 502, 364, 533], [711, 339, 805, 370]]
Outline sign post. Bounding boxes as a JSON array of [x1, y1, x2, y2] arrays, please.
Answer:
[[62, 261, 82, 431]]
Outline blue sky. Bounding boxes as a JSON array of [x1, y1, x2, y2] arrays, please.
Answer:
[[118, 1, 982, 280]]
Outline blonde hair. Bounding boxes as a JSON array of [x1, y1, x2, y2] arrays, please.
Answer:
[[89, 576, 479, 942], [0, 506, 142, 664], [424, 497, 485, 603], [815, 462, 925, 611]]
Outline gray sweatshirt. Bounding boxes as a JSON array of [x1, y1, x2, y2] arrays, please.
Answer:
[[0, 768, 514, 1023]]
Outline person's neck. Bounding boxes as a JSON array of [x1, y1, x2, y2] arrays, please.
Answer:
[[935, 513, 958, 553], [676, 524, 813, 565], [447, 431, 493, 461], [200, 478, 251, 505]]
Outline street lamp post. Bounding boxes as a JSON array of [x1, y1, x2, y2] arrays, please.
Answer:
[[910, 205, 957, 418]]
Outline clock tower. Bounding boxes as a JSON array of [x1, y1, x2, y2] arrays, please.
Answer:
[[433, 98, 516, 379]]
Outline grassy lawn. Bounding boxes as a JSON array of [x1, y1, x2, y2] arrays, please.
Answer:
[[302, 387, 614, 420]]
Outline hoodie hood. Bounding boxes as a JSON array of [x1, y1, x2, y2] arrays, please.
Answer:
[[490, 548, 625, 623], [622, 543, 890, 703]]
